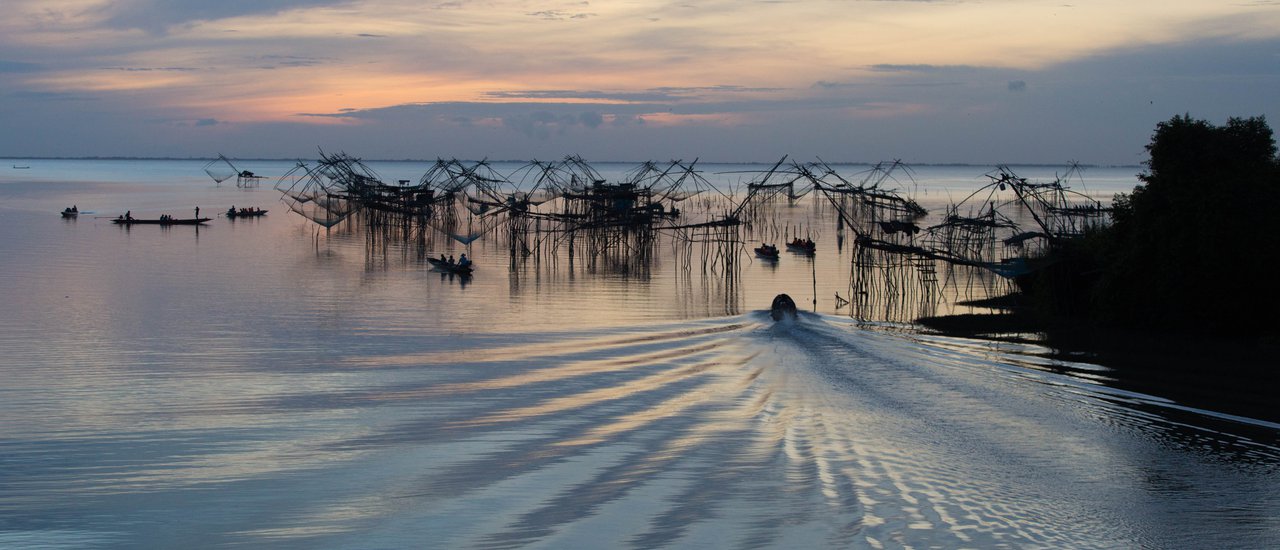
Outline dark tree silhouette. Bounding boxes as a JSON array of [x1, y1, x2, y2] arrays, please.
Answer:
[[1098, 115, 1280, 335]]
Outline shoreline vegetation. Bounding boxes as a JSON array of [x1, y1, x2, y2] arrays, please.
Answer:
[[918, 114, 1280, 422]]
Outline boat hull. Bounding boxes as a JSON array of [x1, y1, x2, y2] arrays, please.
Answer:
[[427, 258, 474, 275], [770, 294, 798, 321], [785, 242, 815, 255], [111, 218, 211, 225], [754, 246, 779, 260]]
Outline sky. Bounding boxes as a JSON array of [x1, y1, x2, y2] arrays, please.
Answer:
[[2, 0, 1278, 164]]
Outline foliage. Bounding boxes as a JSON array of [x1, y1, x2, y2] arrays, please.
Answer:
[[1087, 115, 1280, 335]]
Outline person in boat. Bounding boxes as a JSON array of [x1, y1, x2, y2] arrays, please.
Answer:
[[125, 210, 132, 220], [194, 206, 200, 219], [228, 206, 236, 216], [71, 205, 78, 213], [448, 254, 456, 265], [458, 253, 471, 267], [439, 253, 447, 264]]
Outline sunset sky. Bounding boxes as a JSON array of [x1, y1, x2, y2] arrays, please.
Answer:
[[2, 0, 1278, 164]]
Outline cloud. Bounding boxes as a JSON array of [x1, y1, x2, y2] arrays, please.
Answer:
[[101, 66, 200, 72], [650, 85, 784, 95], [0, 60, 42, 73], [482, 86, 784, 103], [9, 90, 100, 102], [483, 89, 685, 102], [250, 55, 330, 69], [869, 64, 983, 73], [579, 111, 604, 128], [502, 111, 578, 139], [95, 0, 350, 33], [526, 10, 596, 21], [1008, 80, 1028, 92]]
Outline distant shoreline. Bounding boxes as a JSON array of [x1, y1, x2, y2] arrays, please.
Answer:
[[3, 156, 1143, 169]]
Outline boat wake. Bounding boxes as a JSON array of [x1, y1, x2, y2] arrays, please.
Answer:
[[226, 314, 1280, 548], [3, 312, 1277, 548]]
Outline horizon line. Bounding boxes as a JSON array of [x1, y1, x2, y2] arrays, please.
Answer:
[[2, 156, 1143, 169]]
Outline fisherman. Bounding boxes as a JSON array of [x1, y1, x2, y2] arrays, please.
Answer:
[[126, 210, 132, 220], [458, 253, 471, 267], [195, 206, 200, 219], [72, 205, 78, 212], [448, 255, 455, 265]]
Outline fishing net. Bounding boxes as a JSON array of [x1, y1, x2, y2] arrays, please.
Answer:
[[203, 157, 237, 184], [285, 194, 353, 228]]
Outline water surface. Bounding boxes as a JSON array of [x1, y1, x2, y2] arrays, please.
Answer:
[[1, 160, 1275, 548]]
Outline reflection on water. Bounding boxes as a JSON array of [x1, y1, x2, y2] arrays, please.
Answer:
[[2, 161, 1277, 548]]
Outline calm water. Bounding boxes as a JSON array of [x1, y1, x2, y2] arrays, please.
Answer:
[[1, 159, 1277, 548]]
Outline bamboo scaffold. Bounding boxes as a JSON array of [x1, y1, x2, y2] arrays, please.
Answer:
[[204, 154, 267, 188], [920, 164, 1111, 277]]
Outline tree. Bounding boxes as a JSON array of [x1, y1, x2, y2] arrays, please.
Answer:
[[1098, 115, 1279, 335]]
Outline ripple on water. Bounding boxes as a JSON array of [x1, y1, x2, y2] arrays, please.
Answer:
[[3, 305, 1278, 547]]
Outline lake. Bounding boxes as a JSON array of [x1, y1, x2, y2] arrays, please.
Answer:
[[1, 159, 1276, 548]]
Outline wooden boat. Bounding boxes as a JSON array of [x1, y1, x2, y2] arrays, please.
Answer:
[[111, 217, 211, 225], [770, 293, 798, 321], [754, 244, 779, 259], [877, 220, 920, 235], [786, 238, 816, 255], [226, 208, 268, 218], [427, 257, 474, 275], [61, 208, 79, 218]]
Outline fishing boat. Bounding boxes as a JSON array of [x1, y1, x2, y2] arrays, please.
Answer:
[[770, 293, 797, 321], [754, 243, 779, 260], [226, 207, 268, 218], [111, 217, 211, 226], [786, 238, 816, 255], [61, 207, 79, 218], [427, 257, 474, 275]]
